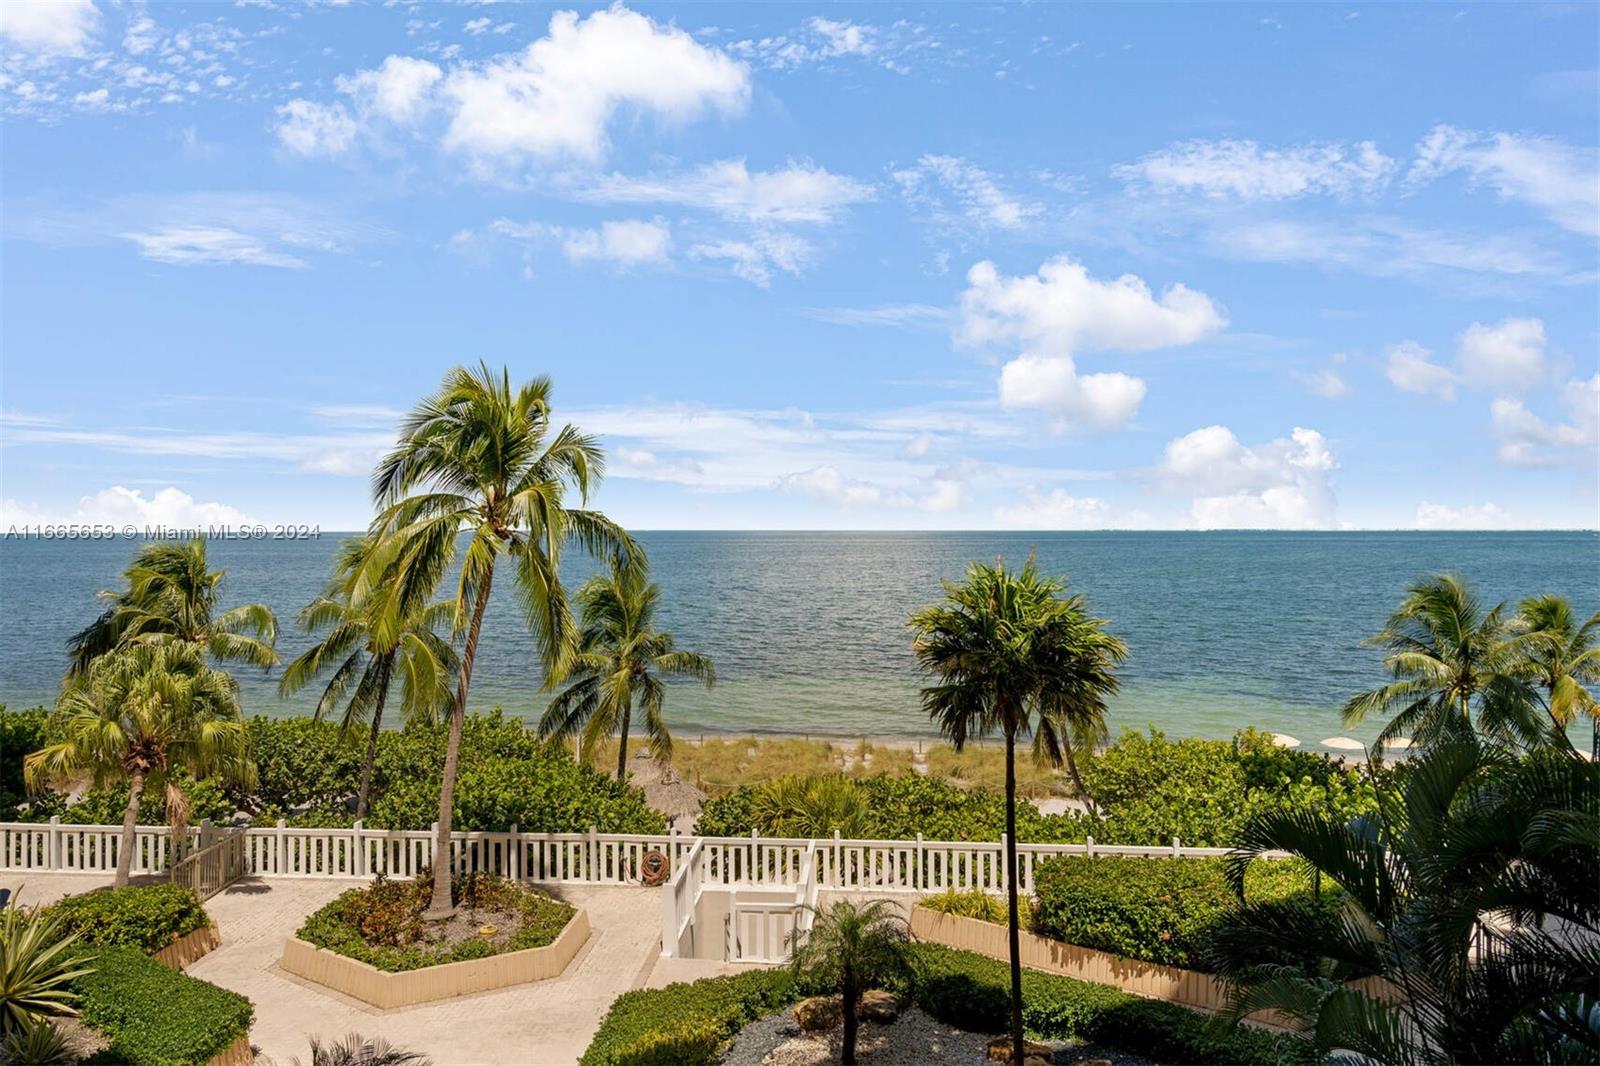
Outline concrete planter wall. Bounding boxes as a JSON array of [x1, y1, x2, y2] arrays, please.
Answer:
[[910, 906, 1230, 1012], [205, 1034, 253, 1066], [281, 909, 591, 1009], [153, 922, 221, 969]]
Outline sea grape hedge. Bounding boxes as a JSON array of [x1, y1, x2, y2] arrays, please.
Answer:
[[579, 969, 800, 1065], [49, 884, 209, 955], [73, 946, 253, 1066]]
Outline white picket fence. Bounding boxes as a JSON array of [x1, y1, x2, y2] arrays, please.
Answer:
[[1, 819, 1240, 895]]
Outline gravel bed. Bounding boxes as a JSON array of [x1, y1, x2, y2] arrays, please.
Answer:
[[720, 1008, 1164, 1066]]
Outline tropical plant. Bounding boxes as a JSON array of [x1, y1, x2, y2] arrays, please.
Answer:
[[279, 534, 457, 817], [66, 538, 278, 676], [1515, 594, 1600, 757], [370, 363, 637, 917], [748, 774, 876, 838], [1211, 734, 1600, 1065], [908, 556, 1126, 1065], [1, 1017, 75, 1066], [1343, 574, 1550, 753], [537, 557, 714, 779], [291, 1034, 433, 1066], [24, 643, 253, 887], [0, 904, 92, 1036], [788, 900, 915, 1066]]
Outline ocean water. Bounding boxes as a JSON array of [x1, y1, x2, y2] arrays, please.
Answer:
[[1, 532, 1594, 750]]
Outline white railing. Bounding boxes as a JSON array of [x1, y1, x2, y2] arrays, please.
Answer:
[[659, 837, 705, 959], [1, 820, 1250, 894]]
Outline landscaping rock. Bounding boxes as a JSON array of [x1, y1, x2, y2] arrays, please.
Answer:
[[987, 1036, 1055, 1062], [858, 989, 900, 1022], [793, 995, 843, 1031]]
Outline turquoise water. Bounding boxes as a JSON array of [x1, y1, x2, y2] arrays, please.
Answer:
[[1, 532, 1593, 749]]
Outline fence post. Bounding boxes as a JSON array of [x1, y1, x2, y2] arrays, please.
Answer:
[[915, 832, 924, 892], [999, 832, 1008, 893], [275, 819, 286, 876], [431, 822, 440, 874], [1172, 835, 1181, 858], [1085, 834, 1095, 859], [588, 825, 599, 881], [353, 820, 365, 878], [509, 824, 520, 881], [47, 816, 60, 871], [833, 830, 841, 888]]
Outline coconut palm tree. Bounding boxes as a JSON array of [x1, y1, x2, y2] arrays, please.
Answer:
[[370, 363, 638, 918], [1210, 735, 1600, 1064], [908, 557, 1126, 1065], [67, 538, 278, 676], [24, 643, 253, 887], [1343, 574, 1551, 754], [537, 558, 713, 780], [278, 535, 458, 818], [1514, 595, 1600, 757], [788, 899, 915, 1066]]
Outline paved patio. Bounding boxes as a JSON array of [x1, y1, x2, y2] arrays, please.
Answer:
[[1, 872, 692, 1065]]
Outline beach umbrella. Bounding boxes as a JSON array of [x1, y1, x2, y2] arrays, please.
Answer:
[[1321, 736, 1366, 752], [1269, 733, 1300, 748], [1384, 737, 1414, 751]]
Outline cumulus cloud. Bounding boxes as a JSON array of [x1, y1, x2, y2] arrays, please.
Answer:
[[1158, 425, 1338, 529], [1412, 501, 1514, 530], [1, 486, 256, 528], [275, 99, 358, 157], [558, 218, 671, 265], [1455, 317, 1547, 391], [574, 159, 873, 223], [1407, 124, 1600, 236], [0, 0, 99, 56], [1384, 341, 1458, 401], [1491, 374, 1600, 466], [892, 154, 1039, 230], [1114, 138, 1396, 199], [776, 464, 962, 511], [959, 256, 1225, 432], [993, 489, 1122, 530], [335, 55, 442, 125]]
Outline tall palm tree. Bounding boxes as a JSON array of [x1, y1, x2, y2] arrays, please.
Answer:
[[908, 557, 1126, 1065], [1211, 735, 1599, 1064], [25, 643, 253, 887], [1343, 574, 1550, 753], [1515, 595, 1600, 758], [787, 900, 915, 1066], [67, 539, 278, 676], [371, 363, 638, 918], [278, 535, 458, 818], [537, 558, 714, 780]]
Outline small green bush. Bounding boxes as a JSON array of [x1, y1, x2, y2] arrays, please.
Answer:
[[0, 706, 52, 820], [921, 888, 1030, 928], [72, 946, 252, 1066], [580, 969, 798, 1066], [238, 715, 365, 817], [298, 872, 576, 972], [49, 884, 208, 954], [1029, 856, 1332, 971]]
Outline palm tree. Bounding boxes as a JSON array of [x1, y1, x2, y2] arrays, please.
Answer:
[[1343, 574, 1550, 753], [24, 643, 253, 887], [787, 899, 915, 1066], [1211, 735, 1599, 1064], [67, 538, 278, 676], [371, 363, 638, 918], [749, 775, 876, 838], [279, 535, 457, 818], [537, 558, 713, 780], [908, 557, 1126, 1065], [290, 1034, 432, 1066], [1515, 595, 1600, 757]]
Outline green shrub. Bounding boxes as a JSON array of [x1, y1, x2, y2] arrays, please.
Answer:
[[580, 969, 798, 1065], [237, 716, 364, 817], [56, 776, 234, 829], [909, 943, 1307, 1065], [0, 707, 52, 820], [921, 888, 1030, 928], [297, 872, 576, 972], [49, 885, 208, 954], [1029, 856, 1333, 971], [72, 946, 252, 1066]]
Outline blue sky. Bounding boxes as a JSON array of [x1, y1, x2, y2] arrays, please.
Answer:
[[1, 1, 1596, 531]]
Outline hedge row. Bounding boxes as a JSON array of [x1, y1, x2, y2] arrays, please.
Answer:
[[50, 883, 209, 955], [73, 946, 253, 1066], [579, 968, 800, 1065]]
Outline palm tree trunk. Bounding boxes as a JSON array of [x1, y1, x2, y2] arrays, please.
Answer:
[[1061, 742, 1096, 816], [114, 770, 146, 889], [616, 702, 631, 781], [355, 653, 394, 820], [426, 563, 494, 919], [842, 971, 859, 1066], [1003, 722, 1025, 1065]]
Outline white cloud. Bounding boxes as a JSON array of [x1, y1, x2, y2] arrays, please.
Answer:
[[994, 489, 1122, 530], [776, 464, 962, 511], [1298, 354, 1349, 398], [463, 17, 492, 36], [575, 159, 873, 223], [689, 231, 811, 286], [559, 218, 671, 265], [275, 99, 358, 157], [729, 16, 902, 71], [1384, 341, 1457, 401], [440, 6, 748, 164], [808, 17, 876, 59], [0, 0, 99, 56], [1490, 374, 1600, 466], [805, 304, 951, 330], [892, 155, 1039, 230], [1, 486, 256, 528], [1115, 138, 1396, 199], [1412, 501, 1514, 530], [959, 256, 1225, 432], [120, 226, 308, 269], [1407, 125, 1600, 236], [1212, 217, 1561, 280], [1158, 425, 1338, 529], [1455, 317, 1547, 391], [336, 55, 442, 125]]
